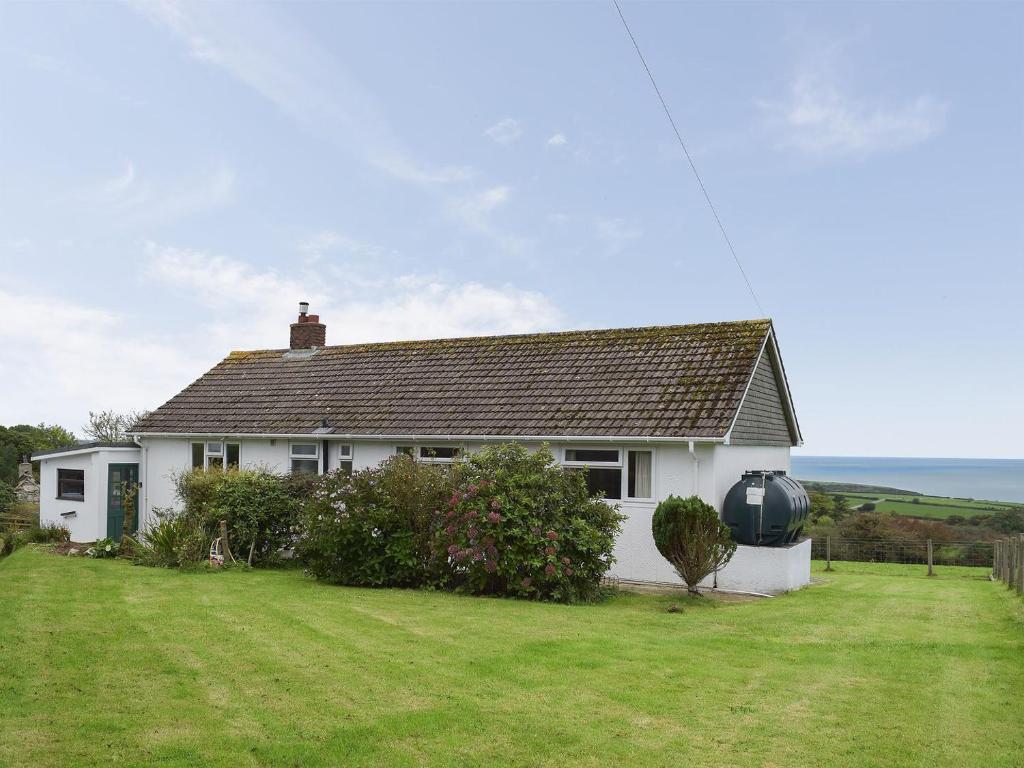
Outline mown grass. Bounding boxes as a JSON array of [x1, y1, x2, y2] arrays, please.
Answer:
[[1, 547, 1022, 767]]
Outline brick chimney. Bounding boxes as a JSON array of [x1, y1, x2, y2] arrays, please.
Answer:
[[290, 301, 326, 349]]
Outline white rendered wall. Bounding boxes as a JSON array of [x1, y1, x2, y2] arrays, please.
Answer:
[[39, 453, 100, 542], [697, 539, 811, 594]]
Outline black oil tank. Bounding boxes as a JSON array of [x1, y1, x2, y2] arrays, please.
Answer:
[[723, 471, 809, 546]]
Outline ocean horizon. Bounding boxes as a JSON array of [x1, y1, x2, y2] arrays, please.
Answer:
[[791, 456, 1024, 504]]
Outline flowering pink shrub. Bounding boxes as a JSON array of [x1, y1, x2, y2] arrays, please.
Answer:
[[434, 443, 624, 603]]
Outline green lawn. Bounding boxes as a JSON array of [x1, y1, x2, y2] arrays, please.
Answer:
[[2, 548, 1022, 767]]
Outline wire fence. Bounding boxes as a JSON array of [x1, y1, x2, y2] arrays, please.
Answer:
[[992, 536, 1024, 595], [812, 537, 994, 568]]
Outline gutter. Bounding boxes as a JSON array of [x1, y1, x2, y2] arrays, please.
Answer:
[[128, 431, 728, 445]]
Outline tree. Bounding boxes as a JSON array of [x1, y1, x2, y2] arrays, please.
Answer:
[[808, 491, 834, 522], [830, 494, 851, 521], [0, 423, 77, 485], [82, 410, 150, 442], [651, 495, 737, 595]]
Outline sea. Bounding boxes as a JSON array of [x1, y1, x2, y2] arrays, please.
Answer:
[[790, 456, 1024, 504]]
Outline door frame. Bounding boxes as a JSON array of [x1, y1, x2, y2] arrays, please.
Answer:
[[106, 463, 139, 541]]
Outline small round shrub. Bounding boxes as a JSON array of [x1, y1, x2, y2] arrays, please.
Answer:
[[651, 495, 736, 595]]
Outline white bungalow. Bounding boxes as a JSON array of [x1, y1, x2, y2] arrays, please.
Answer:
[[37, 305, 810, 593]]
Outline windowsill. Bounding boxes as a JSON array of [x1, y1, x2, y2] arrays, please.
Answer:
[[57, 497, 84, 502]]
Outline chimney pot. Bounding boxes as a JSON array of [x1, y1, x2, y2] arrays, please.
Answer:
[[299, 301, 309, 316]]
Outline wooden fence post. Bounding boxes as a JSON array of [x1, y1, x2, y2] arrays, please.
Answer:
[[825, 535, 833, 572], [927, 539, 934, 577]]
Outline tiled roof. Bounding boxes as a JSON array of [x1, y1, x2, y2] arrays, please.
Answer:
[[132, 319, 776, 439]]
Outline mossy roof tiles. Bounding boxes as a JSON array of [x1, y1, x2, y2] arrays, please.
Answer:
[[133, 319, 776, 439]]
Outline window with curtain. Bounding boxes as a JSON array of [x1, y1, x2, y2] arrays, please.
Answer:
[[627, 450, 653, 499]]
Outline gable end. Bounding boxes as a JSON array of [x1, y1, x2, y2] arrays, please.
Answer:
[[729, 347, 795, 447]]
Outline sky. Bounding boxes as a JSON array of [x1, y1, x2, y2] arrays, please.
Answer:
[[0, 1, 1021, 459]]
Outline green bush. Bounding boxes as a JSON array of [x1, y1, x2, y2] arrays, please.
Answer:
[[131, 508, 207, 567], [652, 495, 736, 595], [0, 480, 15, 514], [173, 468, 310, 566], [20, 522, 70, 544], [301, 444, 624, 602], [300, 455, 455, 587], [436, 444, 624, 602]]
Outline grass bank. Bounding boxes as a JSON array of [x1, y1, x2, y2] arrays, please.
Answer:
[[1, 548, 1022, 767]]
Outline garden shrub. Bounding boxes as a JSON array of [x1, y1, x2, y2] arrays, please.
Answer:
[[435, 444, 624, 602], [299, 444, 624, 602], [131, 508, 207, 567], [173, 468, 308, 566], [86, 538, 120, 558], [0, 480, 15, 514], [652, 495, 736, 595], [299, 455, 455, 587]]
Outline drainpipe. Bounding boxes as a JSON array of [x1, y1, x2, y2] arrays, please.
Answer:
[[132, 435, 147, 529], [688, 440, 700, 497]]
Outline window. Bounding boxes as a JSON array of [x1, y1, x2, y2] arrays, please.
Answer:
[[206, 441, 223, 470], [56, 469, 85, 501], [336, 444, 353, 475], [418, 446, 461, 462], [396, 446, 415, 457], [563, 447, 622, 500], [564, 448, 620, 464], [290, 442, 320, 474], [627, 450, 653, 499], [191, 441, 239, 470], [562, 447, 654, 502]]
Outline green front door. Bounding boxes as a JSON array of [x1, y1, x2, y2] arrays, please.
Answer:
[[107, 463, 139, 541]]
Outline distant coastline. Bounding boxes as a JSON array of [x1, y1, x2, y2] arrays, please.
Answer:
[[791, 456, 1024, 504]]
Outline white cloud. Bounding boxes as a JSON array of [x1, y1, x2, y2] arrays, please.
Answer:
[[0, 286, 210, 432], [447, 186, 511, 232], [371, 154, 475, 186], [760, 72, 948, 158], [86, 161, 234, 224], [145, 241, 562, 348], [484, 118, 524, 145], [546, 132, 568, 147]]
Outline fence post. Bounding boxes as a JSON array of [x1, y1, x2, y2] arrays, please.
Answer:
[[825, 535, 833, 572], [927, 539, 934, 577], [993, 540, 1000, 580], [1018, 535, 1024, 595]]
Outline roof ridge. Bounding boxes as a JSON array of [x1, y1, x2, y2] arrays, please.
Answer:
[[226, 317, 773, 357]]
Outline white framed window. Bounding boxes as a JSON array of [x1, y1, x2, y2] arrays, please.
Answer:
[[561, 447, 655, 502], [396, 446, 415, 457], [563, 447, 623, 500], [336, 444, 353, 475], [191, 441, 240, 470], [418, 446, 461, 463], [290, 442, 320, 475]]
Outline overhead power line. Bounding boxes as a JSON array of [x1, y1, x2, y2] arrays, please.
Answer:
[[612, 0, 766, 317]]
